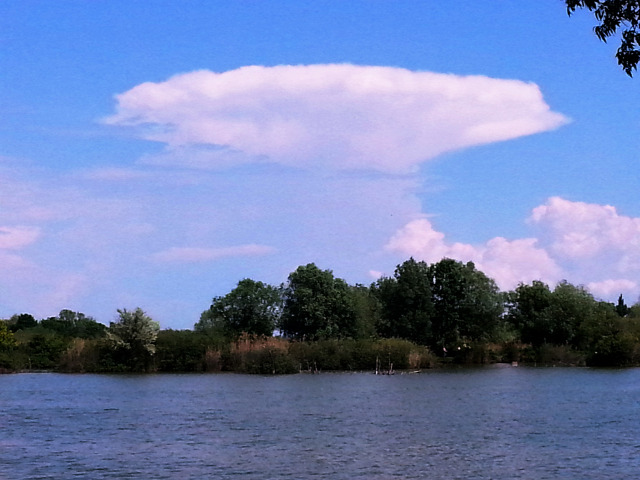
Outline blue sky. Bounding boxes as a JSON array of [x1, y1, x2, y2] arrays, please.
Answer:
[[2, 1, 640, 329]]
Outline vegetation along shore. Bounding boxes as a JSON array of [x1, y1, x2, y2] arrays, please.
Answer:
[[2, 257, 640, 374]]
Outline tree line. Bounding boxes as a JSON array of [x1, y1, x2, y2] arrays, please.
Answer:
[[2, 257, 640, 373]]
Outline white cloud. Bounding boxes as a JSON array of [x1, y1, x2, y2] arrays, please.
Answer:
[[385, 217, 562, 290], [530, 196, 640, 260], [385, 197, 640, 299], [105, 64, 568, 173], [150, 244, 276, 263], [479, 237, 563, 288], [530, 196, 640, 275]]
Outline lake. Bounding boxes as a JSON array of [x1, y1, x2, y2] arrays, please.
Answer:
[[1, 366, 639, 479]]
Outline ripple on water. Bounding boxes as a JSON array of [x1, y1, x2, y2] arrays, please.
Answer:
[[1, 369, 640, 479]]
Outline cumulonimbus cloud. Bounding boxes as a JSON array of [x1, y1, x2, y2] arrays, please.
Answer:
[[105, 64, 568, 173], [385, 197, 640, 299]]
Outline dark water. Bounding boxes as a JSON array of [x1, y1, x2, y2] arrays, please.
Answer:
[[1, 367, 639, 479]]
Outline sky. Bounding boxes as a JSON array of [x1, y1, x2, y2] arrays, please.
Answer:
[[1, 1, 640, 329]]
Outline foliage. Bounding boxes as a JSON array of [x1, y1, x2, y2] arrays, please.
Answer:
[[0, 321, 18, 371], [222, 334, 298, 374], [549, 281, 599, 347], [616, 294, 630, 316], [196, 279, 281, 339], [580, 304, 640, 365], [349, 284, 380, 339], [8, 313, 37, 332], [507, 281, 555, 346], [107, 308, 160, 371], [429, 259, 503, 349], [58, 338, 102, 372], [373, 258, 503, 351], [0, 321, 16, 350], [40, 310, 106, 339], [279, 263, 358, 340], [155, 329, 210, 372], [24, 334, 70, 369], [567, 0, 640, 75], [372, 258, 433, 345], [4, 258, 640, 372], [508, 280, 606, 349], [287, 338, 435, 372]]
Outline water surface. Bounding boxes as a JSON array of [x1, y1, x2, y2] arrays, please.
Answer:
[[1, 367, 639, 479]]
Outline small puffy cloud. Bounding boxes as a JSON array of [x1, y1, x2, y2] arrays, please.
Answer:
[[385, 218, 479, 263], [150, 244, 276, 264], [385, 217, 562, 290], [385, 197, 640, 300], [530, 196, 640, 272], [0, 226, 40, 249], [479, 237, 563, 288], [105, 64, 568, 173]]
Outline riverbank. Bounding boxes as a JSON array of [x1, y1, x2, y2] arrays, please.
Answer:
[[2, 337, 619, 375]]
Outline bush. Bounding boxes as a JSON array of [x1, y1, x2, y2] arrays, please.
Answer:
[[58, 338, 102, 372], [155, 330, 208, 372], [587, 334, 637, 367]]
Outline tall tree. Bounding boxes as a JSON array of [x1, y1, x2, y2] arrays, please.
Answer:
[[373, 258, 433, 345], [616, 294, 630, 317], [196, 279, 281, 338], [350, 284, 380, 339], [549, 281, 598, 347], [8, 313, 37, 332], [428, 259, 503, 348], [279, 264, 357, 340], [507, 281, 555, 347], [567, 0, 640, 75], [507, 280, 599, 347], [108, 308, 160, 371]]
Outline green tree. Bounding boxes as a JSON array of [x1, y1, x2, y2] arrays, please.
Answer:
[[509, 280, 601, 347], [107, 308, 160, 371], [196, 279, 281, 338], [427, 259, 503, 349], [0, 320, 16, 350], [567, 0, 640, 76], [373, 258, 433, 345], [0, 320, 18, 370], [507, 281, 555, 347], [350, 284, 380, 339], [155, 329, 209, 372], [25, 334, 69, 369], [9, 313, 37, 332], [629, 301, 640, 318], [279, 263, 358, 340], [548, 281, 599, 347], [40, 309, 106, 339], [615, 294, 630, 317], [580, 302, 639, 365]]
